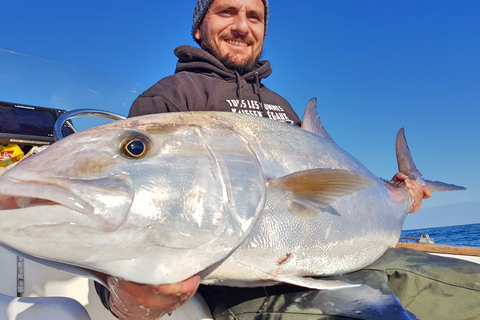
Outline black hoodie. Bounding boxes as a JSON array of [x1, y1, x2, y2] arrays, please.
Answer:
[[128, 45, 301, 126]]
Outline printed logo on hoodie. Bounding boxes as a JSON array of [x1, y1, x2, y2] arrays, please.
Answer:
[[226, 99, 295, 125]]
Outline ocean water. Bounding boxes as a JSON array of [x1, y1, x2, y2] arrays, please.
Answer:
[[400, 223, 480, 247]]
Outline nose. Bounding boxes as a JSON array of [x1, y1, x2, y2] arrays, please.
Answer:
[[231, 14, 249, 36]]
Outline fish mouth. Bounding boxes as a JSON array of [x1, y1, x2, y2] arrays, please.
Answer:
[[0, 183, 92, 212], [1, 196, 59, 210], [0, 174, 134, 232]]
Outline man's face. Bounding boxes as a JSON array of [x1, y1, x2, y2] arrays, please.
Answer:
[[195, 0, 265, 74]]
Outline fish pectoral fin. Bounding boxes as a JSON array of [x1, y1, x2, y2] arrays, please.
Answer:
[[275, 274, 360, 290], [271, 169, 374, 218]]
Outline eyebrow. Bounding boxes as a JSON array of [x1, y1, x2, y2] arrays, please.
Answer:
[[210, 4, 264, 20], [210, 4, 236, 12]]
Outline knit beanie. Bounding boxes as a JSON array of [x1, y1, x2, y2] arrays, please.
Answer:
[[192, 0, 269, 43]]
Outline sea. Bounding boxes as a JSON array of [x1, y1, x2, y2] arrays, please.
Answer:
[[400, 223, 480, 247]]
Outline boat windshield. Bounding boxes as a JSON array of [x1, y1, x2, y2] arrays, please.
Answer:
[[0, 47, 147, 131]]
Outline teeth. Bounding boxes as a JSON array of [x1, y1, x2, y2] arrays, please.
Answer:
[[226, 40, 248, 47]]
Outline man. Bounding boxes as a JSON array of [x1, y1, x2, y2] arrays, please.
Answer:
[[127, 0, 300, 127], [96, 0, 436, 319]]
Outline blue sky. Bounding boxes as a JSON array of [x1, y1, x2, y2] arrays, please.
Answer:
[[1, 1, 479, 229]]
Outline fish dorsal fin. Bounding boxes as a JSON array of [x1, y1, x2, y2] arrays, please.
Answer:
[[301, 98, 335, 143], [270, 169, 374, 218]]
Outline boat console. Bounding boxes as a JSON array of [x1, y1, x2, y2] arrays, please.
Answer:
[[0, 100, 75, 147]]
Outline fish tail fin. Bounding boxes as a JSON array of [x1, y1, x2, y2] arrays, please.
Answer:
[[395, 128, 466, 191]]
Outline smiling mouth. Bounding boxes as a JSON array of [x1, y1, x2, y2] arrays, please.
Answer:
[[225, 39, 249, 47]]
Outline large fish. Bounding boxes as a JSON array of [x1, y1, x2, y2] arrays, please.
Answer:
[[0, 99, 464, 291]]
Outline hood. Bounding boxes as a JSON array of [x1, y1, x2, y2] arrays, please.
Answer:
[[174, 45, 272, 83]]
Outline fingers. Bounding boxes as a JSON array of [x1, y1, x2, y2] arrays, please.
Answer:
[[151, 274, 201, 296], [406, 182, 422, 213], [422, 185, 433, 199], [391, 172, 432, 213], [391, 172, 408, 183], [403, 178, 432, 213], [107, 274, 201, 320]]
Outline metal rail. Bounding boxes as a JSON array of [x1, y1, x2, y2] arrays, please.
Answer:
[[54, 109, 126, 140]]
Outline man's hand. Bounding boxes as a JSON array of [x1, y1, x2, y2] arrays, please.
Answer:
[[392, 172, 432, 213], [106, 274, 201, 320]]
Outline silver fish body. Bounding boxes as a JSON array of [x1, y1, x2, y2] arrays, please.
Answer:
[[198, 116, 407, 289], [0, 104, 458, 289]]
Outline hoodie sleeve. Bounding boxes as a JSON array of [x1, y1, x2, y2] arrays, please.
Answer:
[[128, 94, 182, 117], [127, 74, 192, 117]]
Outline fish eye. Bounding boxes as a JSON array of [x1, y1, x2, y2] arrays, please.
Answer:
[[121, 135, 151, 158], [126, 139, 145, 157]]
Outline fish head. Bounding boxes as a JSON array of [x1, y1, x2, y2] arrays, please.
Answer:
[[0, 112, 266, 284]]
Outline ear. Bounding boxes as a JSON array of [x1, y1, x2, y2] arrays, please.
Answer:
[[195, 27, 202, 41]]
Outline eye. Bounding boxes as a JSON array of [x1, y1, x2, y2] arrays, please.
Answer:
[[121, 135, 151, 158], [219, 9, 234, 17], [125, 139, 145, 157]]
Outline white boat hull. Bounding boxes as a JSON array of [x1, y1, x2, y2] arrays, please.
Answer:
[[0, 246, 212, 320]]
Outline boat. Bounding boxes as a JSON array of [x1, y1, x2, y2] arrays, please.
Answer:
[[396, 240, 480, 264], [0, 245, 213, 319]]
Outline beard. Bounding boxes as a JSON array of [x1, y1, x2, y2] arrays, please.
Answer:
[[201, 36, 263, 75], [217, 52, 262, 75]]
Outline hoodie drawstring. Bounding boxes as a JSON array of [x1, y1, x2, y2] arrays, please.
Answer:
[[254, 72, 268, 118], [234, 71, 244, 106], [234, 71, 268, 119]]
